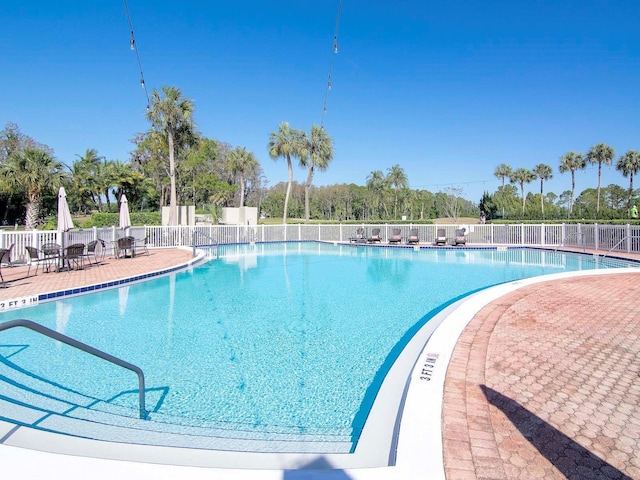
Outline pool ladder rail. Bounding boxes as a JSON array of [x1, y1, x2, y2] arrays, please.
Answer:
[[0, 318, 147, 420], [192, 231, 219, 259]]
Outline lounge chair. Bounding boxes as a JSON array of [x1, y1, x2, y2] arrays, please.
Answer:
[[407, 228, 419, 245], [388, 228, 402, 244], [452, 228, 467, 246], [367, 228, 382, 243], [349, 227, 367, 243], [434, 228, 447, 245]]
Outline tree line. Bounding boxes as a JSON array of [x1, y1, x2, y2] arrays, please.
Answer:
[[489, 143, 640, 221], [2, 85, 639, 228]]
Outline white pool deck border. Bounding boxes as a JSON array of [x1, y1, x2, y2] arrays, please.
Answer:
[[1, 249, 637, 479]]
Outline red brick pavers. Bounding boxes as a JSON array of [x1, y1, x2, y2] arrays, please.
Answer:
[[443, 273, 640, 479], [0, 248, 194, 301]]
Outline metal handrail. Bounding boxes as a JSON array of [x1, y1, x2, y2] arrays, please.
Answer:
[[0, 319, 147, 419], [555, 232, 586, 252], [192, 231, 219, 258], [600, 235, 640, 260]]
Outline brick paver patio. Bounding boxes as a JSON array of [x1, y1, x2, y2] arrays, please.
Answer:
[[1, 246, 639, 479], [443, 272, 640, 479]]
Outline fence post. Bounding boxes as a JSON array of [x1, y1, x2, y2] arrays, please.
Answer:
[[594, 224, 599, 251], [318, 224, 321, 241], [627, 224, 632, 253], [521, 224, 525, 245]]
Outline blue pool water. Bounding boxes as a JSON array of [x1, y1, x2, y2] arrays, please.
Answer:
[[0, 243, 637, 446]]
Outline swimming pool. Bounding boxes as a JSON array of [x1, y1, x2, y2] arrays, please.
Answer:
[[0, 243, 637, 455]]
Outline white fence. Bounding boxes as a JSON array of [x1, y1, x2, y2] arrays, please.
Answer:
[[1, 223, 640, 264]]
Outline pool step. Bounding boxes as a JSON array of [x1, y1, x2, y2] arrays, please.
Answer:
[[0, 362, 353, 453]]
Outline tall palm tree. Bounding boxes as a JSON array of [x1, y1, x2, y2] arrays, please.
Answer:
[[227, 146, 259, 207], [585, 143, 615, 217], [615, 150, 640, 210], [1, 147, 66, 229], [268, 122, 305, 223], [510, 168, 536, 216], [299, 125, 334, 222], [366, 170, 387, 220], [494, 164, 513, 218], [558, 152, 586, 217], [146, 86, 195, 225], [74, 148, 105, 211], [532, 163, 553, 218], [386, 164, 409, 220]]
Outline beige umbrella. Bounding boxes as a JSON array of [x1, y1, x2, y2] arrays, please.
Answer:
[[119, 194, 131, 230]]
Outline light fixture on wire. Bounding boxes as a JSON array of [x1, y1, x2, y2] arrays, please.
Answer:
[[130, 38, 135, 50], [140, 78, 145, 88]]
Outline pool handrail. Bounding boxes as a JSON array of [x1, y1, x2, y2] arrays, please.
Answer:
[[554, 232, 586, 252], [0, 319, 147, 420], [600, 235, 640, 260], [192, 231, 219, 258]]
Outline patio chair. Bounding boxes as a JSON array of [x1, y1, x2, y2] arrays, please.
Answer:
[[134, 236, 149, 256], [116, 236, 135, 259], [388, 228, 402, 244], [452, 228, 467, 246], [367, 228, 382, 243], [407, 228, 419, 245], [85, 239, 105, 266], [434, 228, 447, 245], [0, 248, 9, 287], [25, 246, 48, 276], [349, 227, 367, 243], [63, 243, 86, 271], [0, 244, 14, 268]]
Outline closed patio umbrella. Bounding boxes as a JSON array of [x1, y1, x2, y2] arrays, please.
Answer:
[[57, 186, 74, 250], [57, 186, 74, 232], [119, 194, 131, 230]]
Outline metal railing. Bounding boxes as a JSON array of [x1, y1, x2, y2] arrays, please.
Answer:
[[601, 235, 640, 260], [192, 230, 219, 258], [555, 232, 586, 252], [0, 319, 147, 420]]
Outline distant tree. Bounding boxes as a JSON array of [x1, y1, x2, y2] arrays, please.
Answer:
[[510, 168, 536, 215], [1, 147, 66, 229], [494, 164, 513, 218], [299, 125, 334, 221], [615, 150, 640, 210], [386, 164, 409, 220], [558, 152, 586, 217], [268, 122, 305, 223], [479, 191, 498, 220], [532, 163, 553, 218], [585, 143, 615, 217], [227, 147, 259, 207], [366, 170, 388, 220], [440, 186, 464, 221]]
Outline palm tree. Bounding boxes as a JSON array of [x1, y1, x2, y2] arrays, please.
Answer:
[[1, 147, 66, 229], [586, 143, 615, 217], [268, 122, 305, 223], [299, 125, 334, 222], [532, 164, 553, 218], [386, 164, 409, 220], [494, 164, 513, 218], [227, 146, 259, 207], [366, 170, 387, 220], [558, 152, 586, 217], [615, 150, 640, 210], [510, 168, 536, 216], [146, 86, 195, 225]]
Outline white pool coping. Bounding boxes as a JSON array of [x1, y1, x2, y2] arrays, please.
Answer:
[[1, 263, 638, 479]]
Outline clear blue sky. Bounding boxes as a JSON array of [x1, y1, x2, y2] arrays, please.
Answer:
[[2, 1, 639, 203]]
